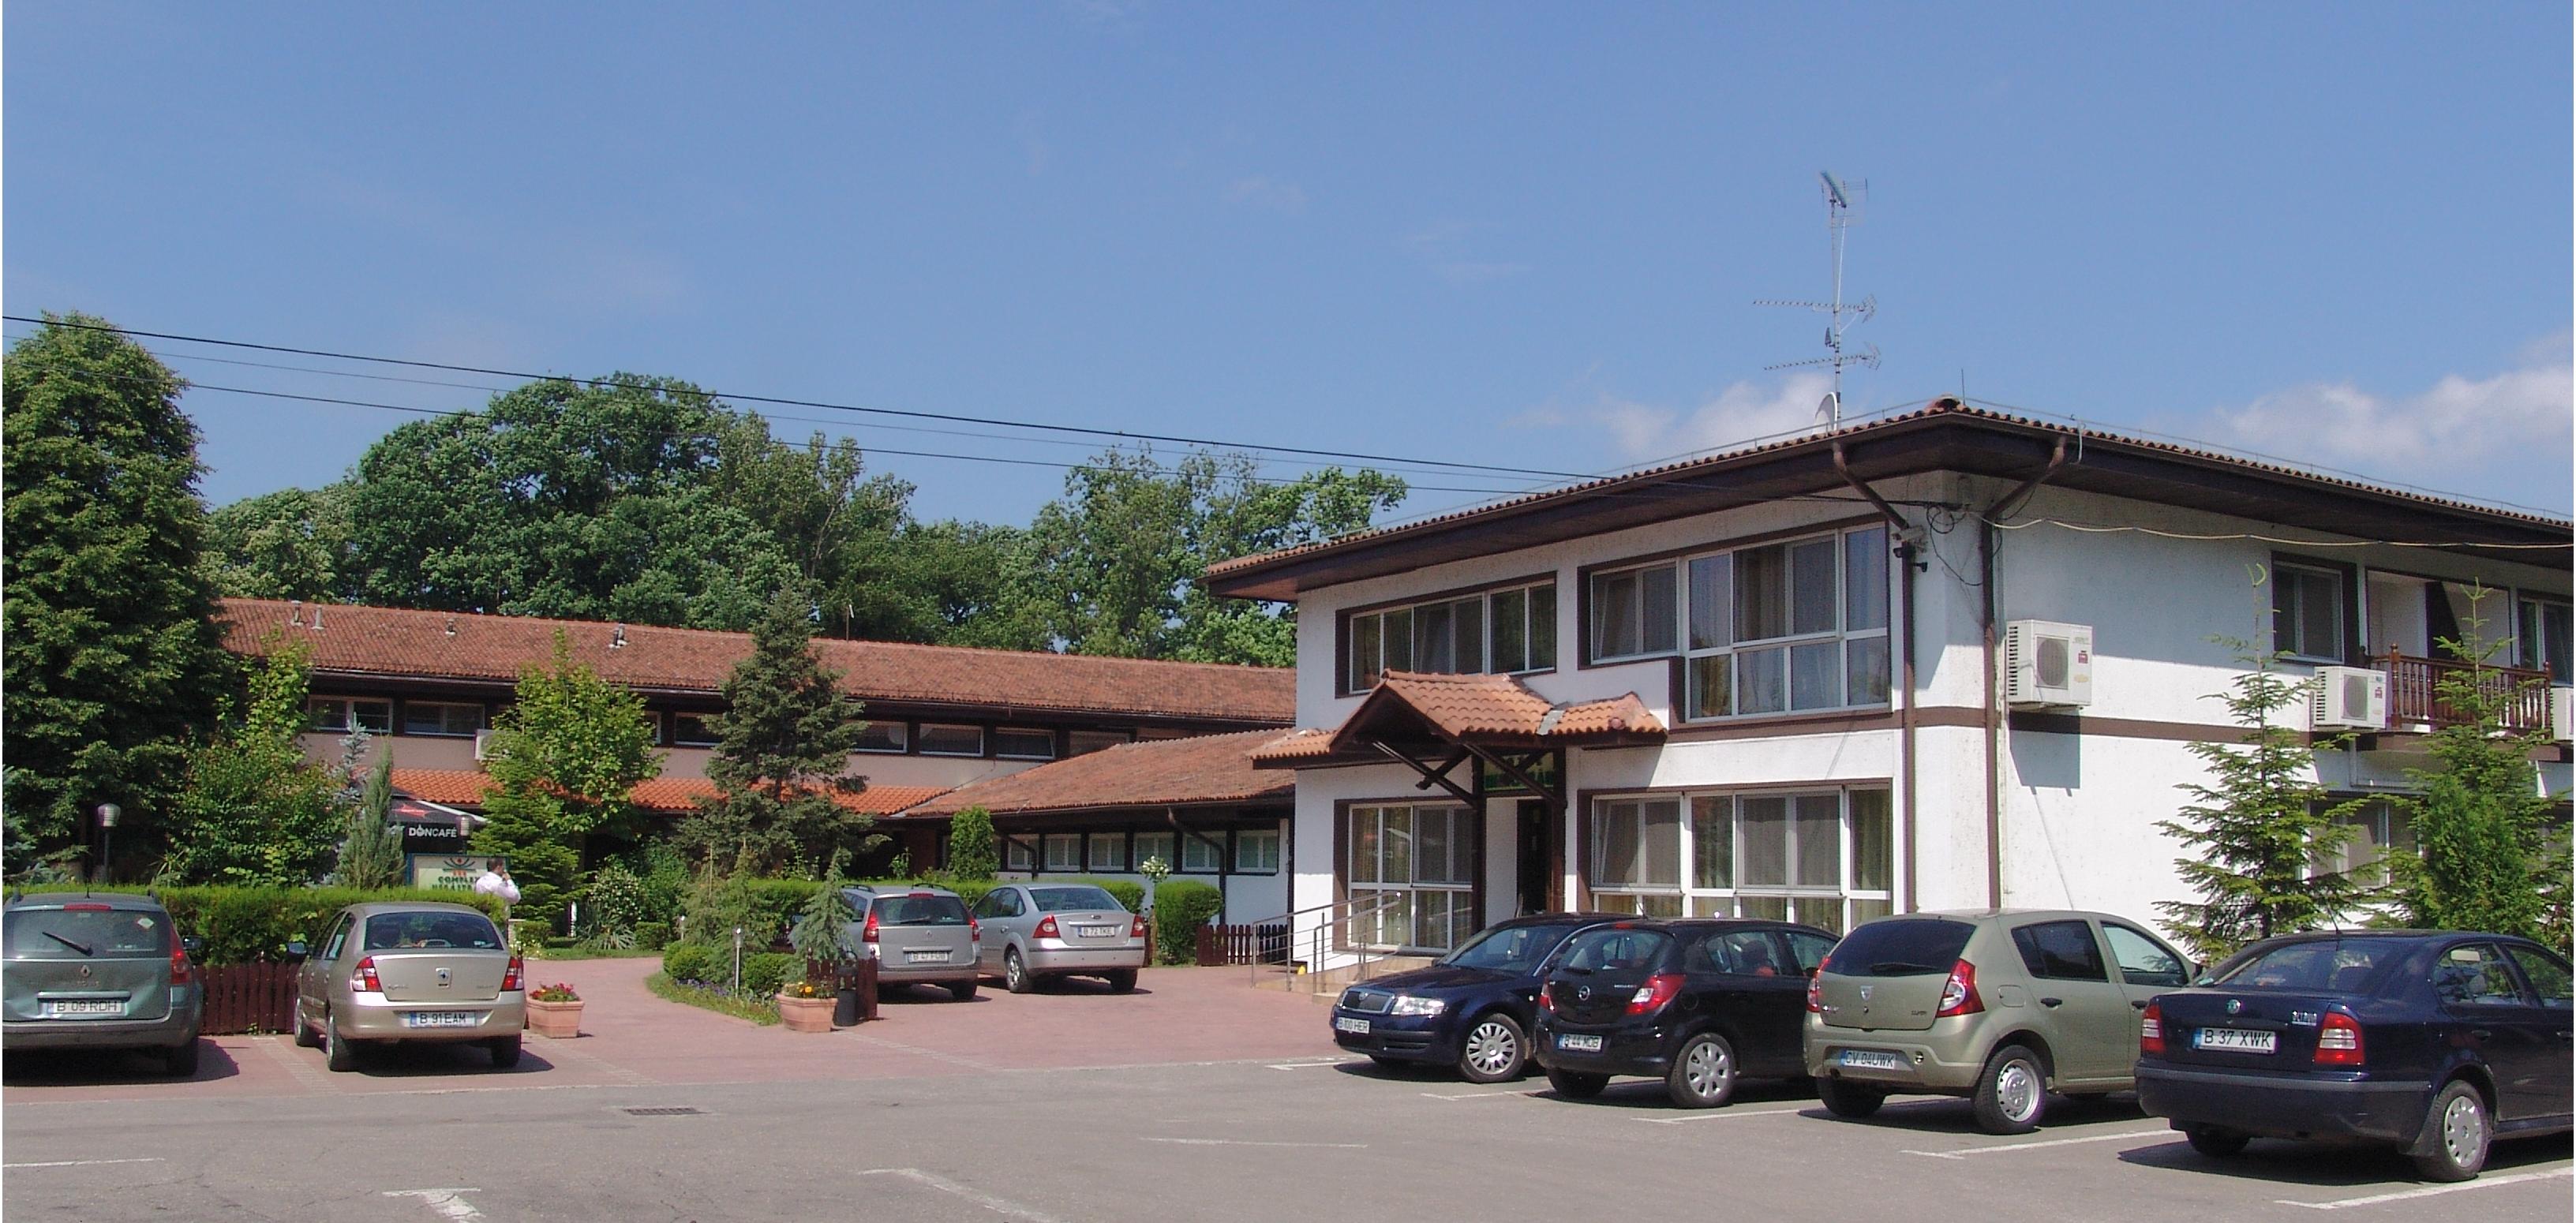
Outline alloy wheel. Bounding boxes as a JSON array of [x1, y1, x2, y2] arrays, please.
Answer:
[[2440, 1092, 2488, 1167], [1463, 1019, 1519, 1078]]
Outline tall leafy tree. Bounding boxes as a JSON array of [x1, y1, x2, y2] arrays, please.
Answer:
[[472, 632, 665, 927], [681, 588, 882, 875], [2, 313, 232, 862], [945, 806, 999, 881], [200, 484, 354, 600], [165, 641, 344, 885]]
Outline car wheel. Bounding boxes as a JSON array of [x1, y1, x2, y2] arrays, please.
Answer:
[[164, 1038, 201, 1078], [1003, 949, 1033, 994], [1971, 1044, 2047, 1135], [1103, 969, 1138, 993], [489, 1034, 522, 1069], [293, 1004, 321, 1049], [1457, 1013, 1527, 1083], [949, 980, 979, 1001], [2185, 1126, 2250, 1158], [1665, 1031, 1739, 1109], [324, 1017, 358, 1073], [2409, 1081, 2491, 1183], [1545, 1068, 1610, 1099], [1818, 1079, 1887, 1119]]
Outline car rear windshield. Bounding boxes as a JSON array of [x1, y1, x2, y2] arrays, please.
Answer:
[[1826, 918, 1975, 978], [364, 912, 503, 950], [1028, 886, 1123, 913], [5, 907, 170, 959], [1558, 927, 1673, 974], [875, 895, 970, 926], [1442, 922, 1581, 973], [2215, 937, 2410, 991]]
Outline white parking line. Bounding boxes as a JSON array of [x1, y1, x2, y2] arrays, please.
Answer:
[[1143, 1137, 1368, 1149], [2277, 1165, 2574, 1210], [4, 1158, 166, 1169], [858, 1169, 1065, 1223], [1637, 1105, 1814, 1124], [384, 1188, 485, 1221], [1264, 1059, 1346, 1070], [1902, 1128, 2172, 1159], [1420, 1088, 1545, 1101]]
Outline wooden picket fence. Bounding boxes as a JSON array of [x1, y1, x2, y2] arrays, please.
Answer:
[[1195, 922, 1290, 967], [200, 962, 299, 1034]]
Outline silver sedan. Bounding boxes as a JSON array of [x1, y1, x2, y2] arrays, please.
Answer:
[[972, 884, 1147, 993], [290, 903, 526, 1072]]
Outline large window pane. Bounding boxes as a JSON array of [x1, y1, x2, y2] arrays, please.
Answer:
[[1383, 608, 1413, 671], [1738, 647, 1787, 714], [1595, 802, 1640, 885], [1593, 570, 1640, 659], [1453, 598, 1485, 675], [1642, 565, 1679, 655], [1383, 806, 1413, 884], [1690, 797, 1733, 888], [1491, 589, 1528, 673], [1789, 641, 1841, 710], [1419, 810, 1455, 885], [1351, 615, 1381, 690], [1739, 895, 1788, 921], [1739, 797, 1788, 887], [1351, 810, 1380, 885], [1688, 555, 1732, 649], [1687, 655, 1732, 720], [1639, 799, 1682, 887], [1416, 603, 1454, 673], [1847, 637, 1890, 707], [1529, 585, 1557, 671], [1791, 540, 1839, 636], [1793, 794, 1841, 887], [1735, 544, 1787, 641], [1845, 528, 1888, 631], [1851, 790, 1893, 892]]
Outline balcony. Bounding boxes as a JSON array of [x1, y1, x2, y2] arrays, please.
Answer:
[[2376, 650, 2555, 735]]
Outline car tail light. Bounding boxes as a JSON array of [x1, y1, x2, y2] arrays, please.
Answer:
[[169, 944, 193, 987], [1806, 954, 1831, 1013], [2139, 1000, 2164, 1056], [1627, 972, 1685, 1015], [861, 910, 880, 944], [1035, 915, 1060, 940], [2315, 1011, 2364, 1066], [1130, 914, 1148, 938], [968, 915, 981, 944], [1936, 959, 1983, 1018], [501, 956, 524, 993], [351, 956, 382, 993]]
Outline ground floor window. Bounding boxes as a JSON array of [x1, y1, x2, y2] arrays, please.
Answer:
[[1346, 804, 1476, 952], [1134, 831, 1175, 870], [1043, 834, 1081, 871], [2316, 797, 2414, 887], [1588, 786, 1893, 933]]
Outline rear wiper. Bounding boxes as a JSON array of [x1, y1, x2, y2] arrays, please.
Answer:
[[1869, 961, 1940, 974], [43, 931, 95, 956]]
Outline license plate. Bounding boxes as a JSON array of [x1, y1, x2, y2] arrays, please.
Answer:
[[42, 1000, 123, 1017], [1334, 1016, 1371, 1034], [2192, 1027, 2277, 1054], [1838, 1049, 1907, 1072], [401, 1012, 478, 1028], [1077, 925, 1118, 938], [904, 950, 947, 963], [1557, 1034, 1604, 1053]]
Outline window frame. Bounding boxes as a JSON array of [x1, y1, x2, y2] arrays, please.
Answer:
[[2517, 593, 2573, 684], [1676, 526, 1891, 721], [1585, 784, 1896, 933], [1086, 832, 1128, 873], [853, 720, 909, 754], [669, 713, 718, 747], [2274, 559, 2353, 664], [1003, 836, 1035, 872], [1041, 834, 1082, 873], [307, 696, 392, 735], [1339, 577, 1559, 694], [400, 700, 485, 738], [1342, 803, 1476, 952], [916, 723, 987, 758], [993, 727, 1058, 761], [1179, 832, 1224, 874], [1234, 828, 1281, 874]]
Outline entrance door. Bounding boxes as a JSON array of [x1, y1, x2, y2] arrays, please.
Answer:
[[1515, 800, 1559, 914]]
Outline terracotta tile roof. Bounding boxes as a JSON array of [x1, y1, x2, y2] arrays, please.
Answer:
[[219, 598, 1293, 725], [1247, 727, 1337, 765], [907, 731, 1294, 817], [1249, 671, 1663, 767], [391, 769, 947, 816]]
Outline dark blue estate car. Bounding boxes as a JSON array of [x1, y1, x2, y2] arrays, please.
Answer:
[[1332, 914, 1623, 1083], [2136, 931, 2573, 1182]]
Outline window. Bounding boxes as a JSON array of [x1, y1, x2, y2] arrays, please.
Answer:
[[1625, 526, 1889, 720], [1043, 834, 1081, 872], [1345, 581, 1557, 691], [1067, 730, 1132, 757], [2010, 920, 2109, 982], [975, 888, 1023, 918], [854, 721, 908, 754], [1589, 563, 1679, 663], [1589, 787, 1893, 932], [2316, 799, 2413, 887], [1346, 805, 1475, 951], [307, 697, 391, 734], [2520, 596, 2573, 683], [1181, 833, 1224, 873], [2103, 923, 2188, 988], [2504, 945, 2572, 1008], [918, 724, 985, 757], [1133, 832, 1175, 870], [1087, 832, 1127, 872], [994, 728, 1056, 761], [402, 701, 484, 737], [2274, 563, 2346, 661], [2431, 944, 2529, 1007], [1234, 829, 1281, 873], [1004, 836, 1034, 871], [671, 714, 717, 746]]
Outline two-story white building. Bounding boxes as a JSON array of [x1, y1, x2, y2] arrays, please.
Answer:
[[1206, 400, 2572, 963]]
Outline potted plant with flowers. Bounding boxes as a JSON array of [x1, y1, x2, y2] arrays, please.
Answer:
[[782, 858, 858, 1032], [526, 982, 583, 1038]]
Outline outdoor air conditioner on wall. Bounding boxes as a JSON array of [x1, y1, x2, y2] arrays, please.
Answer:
[[2308, 666, 2389, 731], [473, 729, 494, 761], [2003, 620, 2094, 709], [2553, 687, 2575, 744]]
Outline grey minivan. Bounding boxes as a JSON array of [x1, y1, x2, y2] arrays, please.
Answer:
[[2, 892, 204, 1075], [844, 885, 981, 1000]]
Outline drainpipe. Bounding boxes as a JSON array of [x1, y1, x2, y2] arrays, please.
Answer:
[[1834, 443, 1921, 913], [1978, 436, 2072, 908]]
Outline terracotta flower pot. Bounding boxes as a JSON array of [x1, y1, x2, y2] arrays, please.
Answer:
[[526, 997, 583, 1039], [777, 993, 834, 1033]]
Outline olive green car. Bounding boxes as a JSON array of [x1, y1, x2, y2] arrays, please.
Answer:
[[1803, 908, 2196, 1133], [290, 902, 526, 1072], [2, 892, 204, 1075]]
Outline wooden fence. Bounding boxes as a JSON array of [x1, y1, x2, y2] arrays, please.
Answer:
[[200, 962, 298, 1034], [1195, 922, 1290, 967]]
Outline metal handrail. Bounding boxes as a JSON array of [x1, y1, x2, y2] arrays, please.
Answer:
[[1238, 892, 1402, 989]]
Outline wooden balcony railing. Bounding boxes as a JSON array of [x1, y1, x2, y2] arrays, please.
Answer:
[[2376, 650, 2554, 734]]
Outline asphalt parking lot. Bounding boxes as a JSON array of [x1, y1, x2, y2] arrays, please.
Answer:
[[6, 1022, 2569, 1222]]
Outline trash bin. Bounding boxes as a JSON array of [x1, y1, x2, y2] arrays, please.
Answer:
[[834, 986, 862, 1027]]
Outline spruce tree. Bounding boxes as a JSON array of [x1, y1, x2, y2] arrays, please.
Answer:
[[683, 587, 882, 875], [336, 753, 408, 890], [3, 314, 230, 863]]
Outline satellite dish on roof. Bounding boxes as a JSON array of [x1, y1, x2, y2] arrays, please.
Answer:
[[1817, 391, 1840, 424]]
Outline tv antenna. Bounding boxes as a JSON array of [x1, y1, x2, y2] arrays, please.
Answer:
[[1755, 170, 1879, 424]]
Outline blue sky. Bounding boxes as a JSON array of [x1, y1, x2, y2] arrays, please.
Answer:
[[7, 3, 2570, 527]]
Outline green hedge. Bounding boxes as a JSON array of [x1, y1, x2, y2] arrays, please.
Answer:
[[740, 952, 798, 998], [157, 886, 509, 967], [659, 943, 797, 996], [635, 921, 672, 951], [1150, 879, 1223, 966]]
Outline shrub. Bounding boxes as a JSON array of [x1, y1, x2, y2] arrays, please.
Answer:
[[740, 951, 798, 997], [1066, 877, 1147, 913], [635, 921, 672, 951], [683, 875, 822, 949], [661, 943, 714, 983], [585, 862, 648, 941], [1150, 879, 1223, 966], [858, 877, 998, 909], [946, 806, 998, 880], [158, 886, 508, 967]]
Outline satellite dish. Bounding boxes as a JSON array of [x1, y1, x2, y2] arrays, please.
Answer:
[[1816, 391, 1840, 424]]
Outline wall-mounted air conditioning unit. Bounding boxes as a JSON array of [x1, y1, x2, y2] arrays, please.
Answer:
[[2552, 687, 2575, 744], [2004, 620, 2094, 709], [2309, 666, 2388, 731], [473, 729, 495, 761]]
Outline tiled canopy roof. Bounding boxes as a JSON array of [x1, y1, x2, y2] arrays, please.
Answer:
[[388, 768, 948, 816], [907, 731, 1294, 818], [1249, 671, 1664, 767], [218, 598, 1294, 725]]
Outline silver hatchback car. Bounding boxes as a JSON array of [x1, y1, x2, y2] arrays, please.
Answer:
[[290, 903, 526, 1072], [971, 883, 1146, 993], [2, 892, 204, 1075], [843, 885, 982, 1000]]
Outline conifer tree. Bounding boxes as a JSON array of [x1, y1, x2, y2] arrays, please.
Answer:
[[682, 587, 882, 875], [336, 753, 408, 891]]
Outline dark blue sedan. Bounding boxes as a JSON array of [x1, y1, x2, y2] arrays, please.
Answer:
[[1332, 914, 1622, 1083], [2136, 930, 2573, 1181]]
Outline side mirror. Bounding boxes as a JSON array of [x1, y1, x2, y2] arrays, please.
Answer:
[[283, 941, 309, 961], [179, 936, 203, 956]]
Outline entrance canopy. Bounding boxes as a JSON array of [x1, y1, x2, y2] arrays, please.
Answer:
[[1252, 671, 1664, 810]]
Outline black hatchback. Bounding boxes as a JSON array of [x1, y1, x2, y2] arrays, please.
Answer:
[[1532, 918, 1837, 1108], [1331, 913, 1623, 1083]]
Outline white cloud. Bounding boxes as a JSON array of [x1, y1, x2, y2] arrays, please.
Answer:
[[2212, 342, 2572, 476], [1399, 219, 1530, 285], [1224, 175, 1307, 214], [1576, 373, 1839, 462]]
